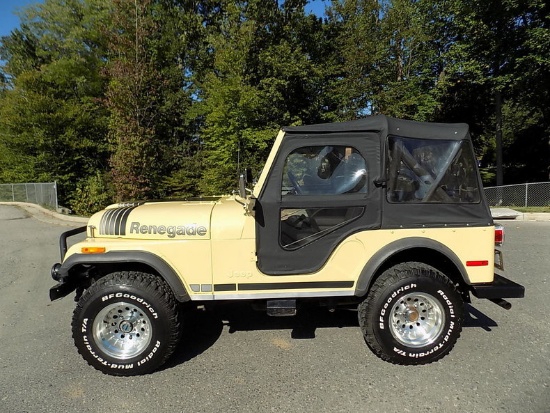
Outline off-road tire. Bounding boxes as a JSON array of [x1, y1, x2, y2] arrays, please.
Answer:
[[72, 271, 180, 376], [358, 262, 463, 365]]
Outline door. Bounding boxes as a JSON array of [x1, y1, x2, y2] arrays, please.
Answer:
[[255, 132, 382, 275]]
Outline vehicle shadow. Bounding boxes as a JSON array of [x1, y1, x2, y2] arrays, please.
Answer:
[[164, 302, 498, 370], [463, 303, 498, 331], [220, 303, 359, 339], [163, 303, 359, 370], [162, 308, 224, 369]]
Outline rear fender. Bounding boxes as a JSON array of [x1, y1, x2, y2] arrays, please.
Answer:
[[354, 237, 470, 297]]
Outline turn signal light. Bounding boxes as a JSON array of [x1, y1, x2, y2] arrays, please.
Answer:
[[81, 247, 106, 254], [495, 225, 504, 246]]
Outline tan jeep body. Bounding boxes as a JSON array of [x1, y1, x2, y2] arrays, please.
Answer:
[[70, 198, 496, 301]]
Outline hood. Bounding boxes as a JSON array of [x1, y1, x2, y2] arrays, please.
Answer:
[[88, 201, 216, 240]]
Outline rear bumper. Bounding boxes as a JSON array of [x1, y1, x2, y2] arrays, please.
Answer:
[[470, 274, 525, 300]]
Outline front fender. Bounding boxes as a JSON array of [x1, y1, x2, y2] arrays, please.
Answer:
[[51, 251, 190, 302]]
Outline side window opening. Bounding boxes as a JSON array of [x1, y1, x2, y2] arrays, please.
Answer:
[[387, 136, 480, 204], [279, 145, 368, 250], [282, 146, 368, 196]]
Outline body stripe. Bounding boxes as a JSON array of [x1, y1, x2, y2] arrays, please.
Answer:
[[211, 281, 354, 292], [214, 284, 237, 292], [118, 207, 134, 235], [99, 206, 139, 236], [109, 208, 123, 235], [100, 209, 115, 235], [237, 281, 354, 291]]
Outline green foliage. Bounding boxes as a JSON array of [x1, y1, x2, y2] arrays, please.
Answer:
[[105, 0, 202, 200], [158, 157, 202, 200], [514, 207, 550, 213], [0, 0, 110, 204], [197, 0, 333, 194], [70, 172, 114, 216]]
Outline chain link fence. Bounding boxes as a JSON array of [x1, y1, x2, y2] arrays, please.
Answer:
[[484, 182, 550, 207], [0, 182, 58, 210], [0, 181, 548, 210]]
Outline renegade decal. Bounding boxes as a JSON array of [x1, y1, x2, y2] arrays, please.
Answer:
[[129, 222, 207, 238]]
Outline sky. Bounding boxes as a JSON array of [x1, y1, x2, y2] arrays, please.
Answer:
[[0, 0, 327, 39], [305, 0, 329, 17], [0, 0, 40, 38]]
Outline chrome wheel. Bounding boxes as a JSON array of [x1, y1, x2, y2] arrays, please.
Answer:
[[92, 302, 152, 360], [389, 292, 445, 348]]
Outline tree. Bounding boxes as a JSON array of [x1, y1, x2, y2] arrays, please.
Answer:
[[435, 0, 550, 184], [0, 0, 110, 209], [327, 0, 443, 120], [105, 0, 210, 201], [197, 0, 332, 194], [105, 0, 165, 201], [509, 0, 550, 182], [1, 0, 547, 209], [326, 0, 384, 119]]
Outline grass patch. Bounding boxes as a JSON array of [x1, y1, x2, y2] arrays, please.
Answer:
[[512, 207, 550, 213]]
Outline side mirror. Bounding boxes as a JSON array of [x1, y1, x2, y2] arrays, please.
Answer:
[[239, 173, 247, 199], [239, 168, 253, 199]]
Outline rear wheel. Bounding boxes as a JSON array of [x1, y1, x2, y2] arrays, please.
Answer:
[[358, 262, 463, 365], [72, 271, 180, 376]]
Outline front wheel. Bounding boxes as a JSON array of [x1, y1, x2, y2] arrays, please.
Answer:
[[359, 262, 463, 365], [72, 271, 181, 375]]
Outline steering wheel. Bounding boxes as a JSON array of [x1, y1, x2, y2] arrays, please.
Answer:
[[287, 170, 303, 195]]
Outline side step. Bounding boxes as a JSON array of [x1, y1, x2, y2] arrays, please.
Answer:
[[267, 299, 296, 317]]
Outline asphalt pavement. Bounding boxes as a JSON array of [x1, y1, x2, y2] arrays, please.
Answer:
[[0, 204, 548, 413]]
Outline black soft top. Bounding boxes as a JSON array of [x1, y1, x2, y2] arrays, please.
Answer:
[[281, 115, 492, 228], [283, 115, 469, 141]]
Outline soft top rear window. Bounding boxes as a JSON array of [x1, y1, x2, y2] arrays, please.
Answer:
[[387, 136, 480, 204]]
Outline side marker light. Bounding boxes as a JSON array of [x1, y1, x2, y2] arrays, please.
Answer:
[[466, 260, 489, 267], [81, 247, 106, 254]]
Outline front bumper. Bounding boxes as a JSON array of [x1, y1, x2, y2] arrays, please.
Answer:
[[50, 260, 80, 301], [50, 226, 87, 301], [58, 226, 87, 260], [49, 275, 77, 301]]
